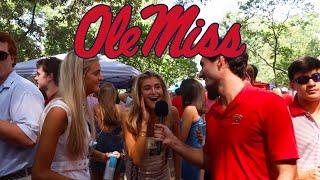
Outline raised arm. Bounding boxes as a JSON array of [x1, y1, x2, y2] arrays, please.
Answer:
[[154, 123, 208, 169], [122, 98, 149, 166]]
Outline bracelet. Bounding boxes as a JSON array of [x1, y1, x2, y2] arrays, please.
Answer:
[[138, 131, 147, 137]]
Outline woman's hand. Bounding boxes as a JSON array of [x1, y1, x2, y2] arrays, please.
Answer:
[[111, 151, 121, 159], [141, 97, 149, 123]]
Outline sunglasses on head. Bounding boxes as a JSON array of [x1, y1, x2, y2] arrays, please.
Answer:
[[293, 73, 320, 85], [0, 51, 9, 61]]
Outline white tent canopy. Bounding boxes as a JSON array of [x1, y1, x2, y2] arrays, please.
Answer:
[[14, 53, 141, 89]]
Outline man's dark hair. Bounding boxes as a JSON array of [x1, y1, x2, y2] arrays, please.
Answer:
[[36, 57, 62, 86], [205, 37, 248, 79], [251, 64, 258, 80], [207, 51, 249, 79], [175, 78, 194, 96], [288, 56, 320, 81], [246, 64, 258, 82]]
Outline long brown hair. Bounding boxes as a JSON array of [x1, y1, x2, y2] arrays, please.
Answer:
[[182, 79, 206, 115], [97, 82, 121, 129]]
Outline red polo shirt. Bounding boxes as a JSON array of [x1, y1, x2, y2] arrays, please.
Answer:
[[172, 95, 183, 117], [204, 85, 298, 180]]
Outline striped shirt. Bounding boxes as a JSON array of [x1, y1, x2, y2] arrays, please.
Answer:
[[289, 99, 320, 171]]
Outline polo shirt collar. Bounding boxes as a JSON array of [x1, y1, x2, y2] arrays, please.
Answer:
[[1, 71, 16, 89], [289, 96, 307, 117], [212, 83, 252, 116]]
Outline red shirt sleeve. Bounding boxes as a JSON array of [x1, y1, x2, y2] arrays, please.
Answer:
[[260, 93, 299, 162]]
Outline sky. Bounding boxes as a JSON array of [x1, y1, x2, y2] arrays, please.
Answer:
[[163, 0, 320, 23]]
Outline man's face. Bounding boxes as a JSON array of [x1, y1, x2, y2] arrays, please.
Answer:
[[0, 42, 14, 83], [291, 69, 320, 102], [199, 57, 220, 100], [34, 66, 51, 90]]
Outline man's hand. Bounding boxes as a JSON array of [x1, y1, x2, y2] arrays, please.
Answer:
[[196, 129, 204, 144], [299, 167, 320, 180], [154, 123, 177, 147], [154, 123, 206, 168]]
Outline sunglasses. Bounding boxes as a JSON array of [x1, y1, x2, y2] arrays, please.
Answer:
[[0, 51, 9, 61], [293, 73, 320, 85]]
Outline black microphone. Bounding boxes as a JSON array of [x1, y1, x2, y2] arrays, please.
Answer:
[[154, 100, 168, 155]]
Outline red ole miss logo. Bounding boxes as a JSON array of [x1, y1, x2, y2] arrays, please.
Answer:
[[74, 4, 246, 59]]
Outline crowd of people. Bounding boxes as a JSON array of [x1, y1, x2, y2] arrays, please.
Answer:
[[1, 30, 320, 180]]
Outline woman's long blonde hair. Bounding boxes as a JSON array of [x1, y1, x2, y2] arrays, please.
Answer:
[[59, 51, 97, 159], [97, 82, 121, 129], [126, 70, 172, 136]]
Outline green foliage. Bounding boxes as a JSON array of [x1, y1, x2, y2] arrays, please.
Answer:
[[0, 1, 43, 60], [0, 0, 197, 86], [222, 0, 320, 86]]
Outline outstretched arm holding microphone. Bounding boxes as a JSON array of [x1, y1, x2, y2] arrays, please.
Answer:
[[154, 123, 210, 169]]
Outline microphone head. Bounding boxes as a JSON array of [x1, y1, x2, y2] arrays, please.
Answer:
[[155, 100, 169, 117]]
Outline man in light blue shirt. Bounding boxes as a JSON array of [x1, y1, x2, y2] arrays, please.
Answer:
[[0, 32, 44, 178]]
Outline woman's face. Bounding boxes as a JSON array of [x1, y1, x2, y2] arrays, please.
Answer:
[[84, 61, 103, 96], [140, 77, 164, 110]]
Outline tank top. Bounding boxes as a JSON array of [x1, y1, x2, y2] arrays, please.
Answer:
[[39, 98, 91, 179]]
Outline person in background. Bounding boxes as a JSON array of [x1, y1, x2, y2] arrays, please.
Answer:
[[179, 78, 206, 180], [246, 64, 293, 104], [154, 51, 299, 179], [87, 92, 99, 111], [35, 57, 61, 106], [246, 64, 270, 89], [171, 79, 190, 118], [123, 70, 181, 179], [288, 56, 320, 180], [119, 76, 136, 108], [0, 32, 44, 179], [90, 82, 125, 180], [32, 51, 108, 179], [171, 89, 183, 117]]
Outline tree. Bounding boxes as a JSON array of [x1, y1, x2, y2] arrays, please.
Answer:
[[0, 0, 197, 86], [0, 1, 44, 60], [221, 0, 320, 86]]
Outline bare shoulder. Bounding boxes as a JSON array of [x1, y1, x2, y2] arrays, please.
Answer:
[[42, 107, 68, 135], [47, 107, 67, 120], [183, 105, 198, 115]]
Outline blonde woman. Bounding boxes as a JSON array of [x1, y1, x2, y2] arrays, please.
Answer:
[[32, 51, 107, 179], [123, 70, 181, 179], [90, 82, 125, 180]]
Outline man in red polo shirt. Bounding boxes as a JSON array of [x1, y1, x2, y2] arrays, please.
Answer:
[[288, 56, 320, 179], [154, 52, 299, 179]]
